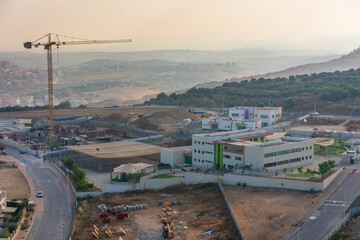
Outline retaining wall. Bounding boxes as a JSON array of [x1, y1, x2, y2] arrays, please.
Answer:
[[218, 181, 244, 240], [223, 174, 324, 192]]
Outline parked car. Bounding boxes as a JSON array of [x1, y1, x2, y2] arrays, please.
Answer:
[[36, 191, 44, 198], [310, 111, 319, 116], [1, 151, 7, 155], [19, 149, 26, 154]]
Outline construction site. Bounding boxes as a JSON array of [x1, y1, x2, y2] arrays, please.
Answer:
[[74, 184, 238, 240]]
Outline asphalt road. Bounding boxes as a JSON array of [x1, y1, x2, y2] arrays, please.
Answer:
[[289, 167, 360, 240], [5, 146, 73, 240]]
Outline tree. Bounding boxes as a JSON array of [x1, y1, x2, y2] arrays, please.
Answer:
[[0, 143, 5, 151], [282, 98, 296, 109], [0, 228, 11, 238], [56, 101, 71, 109], [78, 104, 87, 109]]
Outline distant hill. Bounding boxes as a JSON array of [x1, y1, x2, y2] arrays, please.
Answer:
[[147, 67, 360, 115], [0, 59, 250, 107], [193, 46, 360, 89], [0, 48, 337, 74]]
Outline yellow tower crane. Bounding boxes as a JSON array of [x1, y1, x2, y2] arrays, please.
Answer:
[[24, 33, 131, 144]]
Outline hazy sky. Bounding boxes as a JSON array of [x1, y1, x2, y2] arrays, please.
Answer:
[[1, 0, 360, 53]]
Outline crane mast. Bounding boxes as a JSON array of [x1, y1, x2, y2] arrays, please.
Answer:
[[24, 33, 131, 144]]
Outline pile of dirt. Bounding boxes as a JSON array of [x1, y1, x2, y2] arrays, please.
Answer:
[[147, 107, 194, 124], [345, 120, 360, 132], [131, 107, 195, 131]]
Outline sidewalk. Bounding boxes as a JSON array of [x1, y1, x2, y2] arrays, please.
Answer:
[[2, 155, 43, 240]]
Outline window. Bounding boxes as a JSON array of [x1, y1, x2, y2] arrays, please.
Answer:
[[232, 113, 239, 117], [235, 156, 242, 161], [265, 152, 277, 158], [302, 157, 304, 160], [224, 146, 227, 149], [306, 156, 308, 160], [290, 158, 301, 163], [205, 160, 213, 163], [202, 151, 204, 154], [202, 142, 204, 145], [277, 160, 290, 165], [260, 115, 268, 119], [223, 154, 231, 159], [272, 115, 274, 118], [194, 150, 197, 153], [309, 155, 312, 159], [302, 147, 304, 151], [290, 148, 301, 153], [194, 141, 197, 144], [202, 160, 204, 163], [310, 146, 312, 150], [306, 147, 308, 150], [205, 142, 213, 145], [264, 162, 276, 167], [205, 151, 213, 154]]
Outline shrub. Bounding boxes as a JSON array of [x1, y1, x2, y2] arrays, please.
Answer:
[[0, 228, 11, 238]]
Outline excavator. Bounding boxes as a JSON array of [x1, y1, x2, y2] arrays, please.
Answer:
[[161, 218, 174, 238]]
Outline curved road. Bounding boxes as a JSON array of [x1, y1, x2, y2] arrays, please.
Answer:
[[5, 146, 73, 240]]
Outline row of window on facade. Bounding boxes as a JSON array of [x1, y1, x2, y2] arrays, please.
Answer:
[[193, 158, 213, 164], [264, 155, 312, 168], [231, 113, 280, 119], [264, 146, 312, 158], [193, 140, 213, 145], [194, 149, 213, 154]]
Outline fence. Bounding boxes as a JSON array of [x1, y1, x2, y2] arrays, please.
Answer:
[[320, 196, 360, 240], [217, 180, 244, 239]]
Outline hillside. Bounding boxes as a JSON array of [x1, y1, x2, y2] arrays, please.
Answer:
[[194, 46, 360, 89], [147, 68, 360, 115], [0, 59, 249, 107]]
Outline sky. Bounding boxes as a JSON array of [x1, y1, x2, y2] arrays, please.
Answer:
[[1, 0, 360, 53]]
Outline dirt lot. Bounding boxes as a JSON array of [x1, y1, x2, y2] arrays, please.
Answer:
[[0, 161, 30, 199], [286, 117, 348, 132], [74, 184, 239, 240], [224, 185, 324, 240], [0, 106, 172, 120]]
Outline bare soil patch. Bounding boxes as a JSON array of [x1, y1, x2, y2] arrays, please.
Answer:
[[74, 184, 239, 240], [0, 164, 30, 200], [224, 185, 324, 240]]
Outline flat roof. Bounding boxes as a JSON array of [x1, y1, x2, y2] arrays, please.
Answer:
[[67, 140, 161, 159]]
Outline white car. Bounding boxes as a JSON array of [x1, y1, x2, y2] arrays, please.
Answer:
[[310, 112, 319, 116], [36, 191, 44, 198]]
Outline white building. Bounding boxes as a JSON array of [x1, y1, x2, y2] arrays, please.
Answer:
[[0, 186, 6, 212], [229, 106, 282, 127], [202, 117, 261, 130], [160, 146, 192, 168], [202, 106, 282, 131], [191, 130, 313, 172]]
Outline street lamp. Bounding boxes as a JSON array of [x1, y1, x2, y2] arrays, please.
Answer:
[[339, 188, 346, 219], [96, 148, 100, 172]]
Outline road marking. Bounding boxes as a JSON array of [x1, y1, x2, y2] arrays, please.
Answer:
[[325, 200, 351, 204], [323, 203, 347, 207], [309, 216, 316, 220]]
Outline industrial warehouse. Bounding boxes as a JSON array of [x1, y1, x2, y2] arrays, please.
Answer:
[[66, 140, 161, 172]]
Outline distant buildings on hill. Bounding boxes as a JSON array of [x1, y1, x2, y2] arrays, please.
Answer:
[[202, 106, 282, 131]]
